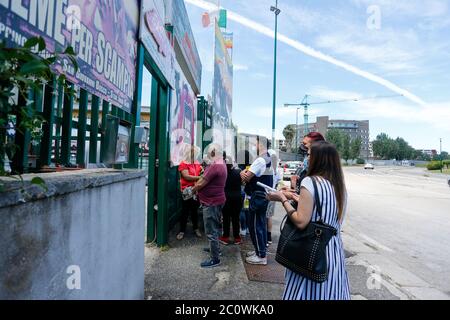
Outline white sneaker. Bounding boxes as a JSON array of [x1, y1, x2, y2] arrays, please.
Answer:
[[239, 229, 247, 236], [245, 251, 256, 257], [245, 255, 267, 265]]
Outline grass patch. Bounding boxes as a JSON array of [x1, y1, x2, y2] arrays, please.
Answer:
[[416, 163, 429, 168]]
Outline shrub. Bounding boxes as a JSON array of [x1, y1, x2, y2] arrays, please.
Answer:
[[443, 160, 450, 169], [427, 161, 444, 171]]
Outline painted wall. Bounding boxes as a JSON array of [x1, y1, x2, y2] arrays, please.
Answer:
[[0, 170, 146, 300]]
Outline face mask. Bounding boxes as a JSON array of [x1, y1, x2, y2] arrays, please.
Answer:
[[299, 143, 308, 155]]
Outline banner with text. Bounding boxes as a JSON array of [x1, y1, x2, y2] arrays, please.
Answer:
[[169, 59, 197, 166], [0, 0, 140, 112], [212, 21, 233, 130]]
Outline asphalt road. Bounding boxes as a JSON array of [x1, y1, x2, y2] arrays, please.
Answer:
[[342, 166, 450, 299]]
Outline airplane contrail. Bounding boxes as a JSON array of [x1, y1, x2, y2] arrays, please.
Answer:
[[185, 0, 427, 106]]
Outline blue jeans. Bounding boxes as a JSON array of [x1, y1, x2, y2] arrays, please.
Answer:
[[202, 204, 223, 261], [248, 192, 269, 258], [240, 208, 248, 231]]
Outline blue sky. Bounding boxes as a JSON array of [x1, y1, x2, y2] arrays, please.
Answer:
[[184, 0, 450, 151]]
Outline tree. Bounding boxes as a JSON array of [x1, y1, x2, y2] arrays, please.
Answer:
[[282, 125, 296, 152], [341, 133, 351, 164], [350, 137, 362, 161], [441, 151, 449, 160], [372, 133, 390, 159], [326, 129, 344, 154]]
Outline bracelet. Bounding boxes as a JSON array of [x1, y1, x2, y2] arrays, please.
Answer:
[[282, 199, 289, 206]]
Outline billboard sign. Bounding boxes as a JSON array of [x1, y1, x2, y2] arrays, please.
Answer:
[[212, 21, 233, 129], [170, 0, 202, 92], [0, 0, 140, 112], [169, 60, 197, 166], [140, 0, 175, 88]]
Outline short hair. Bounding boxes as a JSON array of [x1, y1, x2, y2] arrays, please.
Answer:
[[257, 136, 271, 150], [305, 132, 325, 142]]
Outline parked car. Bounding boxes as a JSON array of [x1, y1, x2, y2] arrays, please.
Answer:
[[283, 161, 302, 180], [364, 163, 375, 170]]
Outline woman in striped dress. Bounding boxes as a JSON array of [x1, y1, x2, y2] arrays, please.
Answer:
[[267, 141, 350, 300]]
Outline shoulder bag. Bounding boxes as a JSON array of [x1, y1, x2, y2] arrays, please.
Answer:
[[275, 177, 338, 283]]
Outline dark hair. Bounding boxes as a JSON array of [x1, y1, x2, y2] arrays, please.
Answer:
[[305, 132, 325, 142], [307, 141, 346, 221]]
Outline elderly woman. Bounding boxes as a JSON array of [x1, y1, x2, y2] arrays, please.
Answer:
[[176, 145, 202, 240]]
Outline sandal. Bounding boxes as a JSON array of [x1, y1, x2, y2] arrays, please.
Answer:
[[176, 232, 184, 240]]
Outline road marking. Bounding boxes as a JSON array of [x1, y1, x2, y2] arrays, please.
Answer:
[[358, 233, 395, 253]]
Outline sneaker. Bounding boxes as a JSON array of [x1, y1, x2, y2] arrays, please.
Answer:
[[202, 248, 223, 256], [176, 232, 184, 240], [218, 236, 230, 245], [267, 232, 272, 244], [234, 237, 243, 245], [200, 259, 221, 268], [194, 229, 202, 238], [245, 251, 256, 257], [245, 255, 267, 265], [239, 228, 247, 237]]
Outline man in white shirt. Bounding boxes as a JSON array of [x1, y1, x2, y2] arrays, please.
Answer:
[[240, 137, 273, 265]]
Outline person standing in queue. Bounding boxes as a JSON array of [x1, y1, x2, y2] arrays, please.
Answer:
[[291, 132, 325, 194], [176, 145, 202, 240], [240, 137, 273, 265], [219, 156, 243, 245], [193, 143, 228, 268]]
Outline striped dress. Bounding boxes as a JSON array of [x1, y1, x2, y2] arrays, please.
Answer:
[[283, 176, 350, 300]]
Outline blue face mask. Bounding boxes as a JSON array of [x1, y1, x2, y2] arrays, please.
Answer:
[[303, 157, 309, 171]]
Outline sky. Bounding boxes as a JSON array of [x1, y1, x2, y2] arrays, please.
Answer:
[[184, 0, 450, 152]]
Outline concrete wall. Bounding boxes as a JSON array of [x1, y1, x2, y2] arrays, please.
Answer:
[[0, 169, 146, 300]]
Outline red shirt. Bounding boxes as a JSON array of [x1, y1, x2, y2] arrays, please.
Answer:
[[179, 161, 202, 190]]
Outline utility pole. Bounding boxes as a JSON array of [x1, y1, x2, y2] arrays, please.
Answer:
[[295, 107, 299, 156], [270, 1, 280, 149], [440, 138, 443, 173]]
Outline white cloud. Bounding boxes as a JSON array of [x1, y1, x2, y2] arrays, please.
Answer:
[[351, 0, 449, 18], [234, 64, 249, 71], [308, 87, 450, 133], [315, 29, 424, 75], [250, 72, 269, 80], [185, 0, 427, 107]]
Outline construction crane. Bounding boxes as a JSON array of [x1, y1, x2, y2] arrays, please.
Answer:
[[285, 93, 404, 136]]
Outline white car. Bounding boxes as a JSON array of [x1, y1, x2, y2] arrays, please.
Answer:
[[364, 163, 375, 170], [283, 161, 302, 180]]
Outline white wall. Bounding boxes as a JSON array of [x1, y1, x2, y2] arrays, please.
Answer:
[[0, 170, 146, 300]]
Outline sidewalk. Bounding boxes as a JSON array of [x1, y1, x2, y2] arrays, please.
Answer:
[[144, 203, 398, 300]]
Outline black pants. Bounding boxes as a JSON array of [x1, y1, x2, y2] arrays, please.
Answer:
[[179, 198, 199, 232], [222, 196, 243, 238]]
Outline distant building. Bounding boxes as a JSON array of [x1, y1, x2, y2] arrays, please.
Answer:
[[420, 150, 438, 157], [294, 116, 370, 159], [278, 139, 287, 150]]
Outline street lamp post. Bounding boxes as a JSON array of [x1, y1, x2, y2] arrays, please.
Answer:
[[440, 138, 443, 173], [270, 1, 281, 149], [295, 107, 299, 154]]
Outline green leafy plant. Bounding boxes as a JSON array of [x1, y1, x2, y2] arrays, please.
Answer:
[[427, 161, 443, 171], [0, 36, 77, 192]]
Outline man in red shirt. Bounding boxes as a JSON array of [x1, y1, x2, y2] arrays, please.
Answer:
[[177, 145, 202, 240], [193, 143, 228, 268]]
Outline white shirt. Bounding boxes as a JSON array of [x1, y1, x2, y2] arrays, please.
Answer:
[[249, 157, 273, 178]]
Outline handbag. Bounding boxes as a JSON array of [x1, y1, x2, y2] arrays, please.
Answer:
[[275, 176, 338, 283]]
